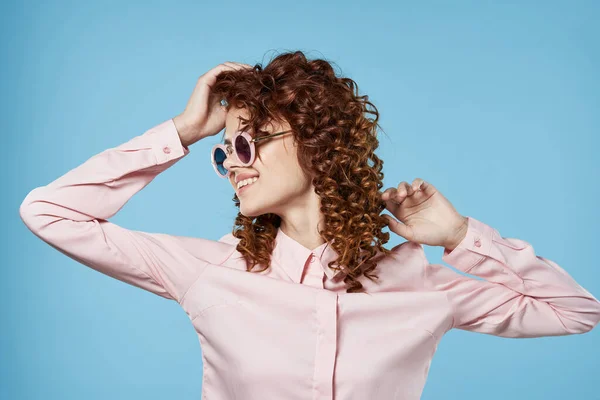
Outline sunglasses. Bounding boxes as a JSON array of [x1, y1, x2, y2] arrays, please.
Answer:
[[211, 129, 294, 178]]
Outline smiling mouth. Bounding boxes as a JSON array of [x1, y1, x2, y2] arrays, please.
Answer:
[[236, 177, 259, 193]]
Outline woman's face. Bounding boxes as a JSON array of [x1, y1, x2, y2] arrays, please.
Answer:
[[222, 107, 313, 218]]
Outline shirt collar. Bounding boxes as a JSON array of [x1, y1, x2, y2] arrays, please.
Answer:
[[272, 227, 344, 283]]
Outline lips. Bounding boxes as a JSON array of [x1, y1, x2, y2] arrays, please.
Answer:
[[235, 172, 260, 184], [237, 177, 259, 194]]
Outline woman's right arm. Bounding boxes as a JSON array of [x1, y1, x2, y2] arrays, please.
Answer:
[[19, 118, 211, 303], [19, 62, 254, 303]]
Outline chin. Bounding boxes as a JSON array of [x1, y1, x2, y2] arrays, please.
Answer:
[[239, 203, 266, 219], [240, 209, 261, 218], [239, 197, 280, 219]]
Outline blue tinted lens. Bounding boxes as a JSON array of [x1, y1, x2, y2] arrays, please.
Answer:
[[213, 148, 228, 175]]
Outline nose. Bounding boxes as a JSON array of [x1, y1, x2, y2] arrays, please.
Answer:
[[222, 150, 241, 172]]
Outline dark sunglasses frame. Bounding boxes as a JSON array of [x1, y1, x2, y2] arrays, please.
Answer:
[[210, 129, 294, 178]]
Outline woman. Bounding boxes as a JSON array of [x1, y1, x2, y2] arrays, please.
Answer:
[[19, 51, 600, 400]]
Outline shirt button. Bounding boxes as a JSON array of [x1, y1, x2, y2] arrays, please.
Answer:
[[310, 254, 315, 263], [474, 238, 481, 247], [163, 146, 171, 154]]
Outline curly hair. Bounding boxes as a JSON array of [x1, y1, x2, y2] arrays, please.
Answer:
[[211, 50, 392, 294]]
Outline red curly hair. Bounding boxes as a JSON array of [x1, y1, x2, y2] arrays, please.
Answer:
[[211, 50, 392, 294]]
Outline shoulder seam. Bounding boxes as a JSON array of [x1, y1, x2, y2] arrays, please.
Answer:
[[178, 236, 239, 305]]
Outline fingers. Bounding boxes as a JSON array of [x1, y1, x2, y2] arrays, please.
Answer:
[[202, 62, 253, 81], [381, 190, 400, 215], [382, 214, 412, 241], [382, 179, 426, 203], [199, 62, 255, 95], [227, 61, 253, 66], [400, 181, 413, 197], [223, 61, 254, 70], [411, 178, 426, 192]]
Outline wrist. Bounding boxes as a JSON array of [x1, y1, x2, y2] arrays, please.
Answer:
[[173, 114, 197, 148], [444, 216, 468, 252]]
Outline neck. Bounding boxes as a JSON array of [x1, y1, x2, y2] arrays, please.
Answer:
[[278, 189, 326, 251]]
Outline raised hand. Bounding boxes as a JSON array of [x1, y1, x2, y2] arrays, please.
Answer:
[[173, 61, 254, 147], [380, 178, 468, 251]]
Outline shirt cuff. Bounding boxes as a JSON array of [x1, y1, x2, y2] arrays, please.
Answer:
[[149, 118, 191, 164], [441, 216, 494, 274]]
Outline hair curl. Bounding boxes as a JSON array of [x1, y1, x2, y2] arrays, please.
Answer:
[[211, 50, 392, 294]]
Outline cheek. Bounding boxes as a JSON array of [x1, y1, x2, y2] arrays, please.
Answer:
[[258, 145, 295, 173], [273, 152, 305, 183], [258, 143, 309, 189]]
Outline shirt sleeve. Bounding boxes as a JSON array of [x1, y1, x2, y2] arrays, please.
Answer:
[[19, 118, 207, 303], [422, 216, 600, 337]]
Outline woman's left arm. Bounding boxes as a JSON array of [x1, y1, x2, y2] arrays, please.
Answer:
[[424, 216, 600, 337], [381, 178, 600, 337]]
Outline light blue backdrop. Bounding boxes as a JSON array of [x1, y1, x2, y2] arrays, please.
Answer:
[[3, 0, 599, 399]]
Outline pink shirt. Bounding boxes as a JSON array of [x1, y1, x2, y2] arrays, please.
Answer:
[[19, 118, 600, 400]]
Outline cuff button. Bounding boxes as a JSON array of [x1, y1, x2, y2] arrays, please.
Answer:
[[163, 146, 171, 154]]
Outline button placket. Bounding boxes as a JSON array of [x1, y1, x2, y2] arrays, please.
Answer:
[[312, 291, 338, 399]]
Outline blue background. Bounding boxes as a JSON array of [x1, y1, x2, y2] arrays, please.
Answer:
[[3, 0, 599, 399]]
